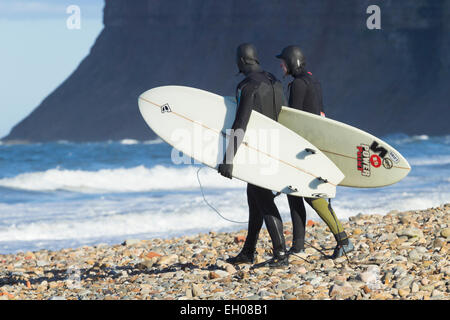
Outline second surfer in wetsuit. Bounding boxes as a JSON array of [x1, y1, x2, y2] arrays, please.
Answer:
[[218, 43, 289, 267], [276, 45, 354, 259]]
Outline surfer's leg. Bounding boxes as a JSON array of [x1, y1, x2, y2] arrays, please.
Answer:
[[226, 184, 263, 264], [305, 198, 344, 235], [248, 186, 288, 268], [244, 184, 264, 252], [254, 187, 286, 255], [305, 198, 354, 258], [287, 195, 306, 253]]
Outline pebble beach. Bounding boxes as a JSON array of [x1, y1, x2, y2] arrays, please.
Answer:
[[0, 204, 449, 300]]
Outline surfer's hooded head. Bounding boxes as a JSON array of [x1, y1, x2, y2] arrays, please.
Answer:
[[276, 45, 306, 76], [236, 43, 262, 75]]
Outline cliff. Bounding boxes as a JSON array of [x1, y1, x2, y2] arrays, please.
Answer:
[[3, 0, 450, 142]]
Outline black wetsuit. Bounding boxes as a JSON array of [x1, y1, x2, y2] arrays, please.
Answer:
[[288, 71, 324, 115], [225, 68, 287, 256], [287, 70, 325, 251], [287, 71, 350, 250]]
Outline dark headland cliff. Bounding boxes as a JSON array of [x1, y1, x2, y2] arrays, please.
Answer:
[[3, 0, 449, 142]]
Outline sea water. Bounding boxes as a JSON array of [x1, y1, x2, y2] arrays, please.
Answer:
[[0, 134, 449, 253]]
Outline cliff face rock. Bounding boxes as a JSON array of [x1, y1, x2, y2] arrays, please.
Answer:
[[4, 0, 450, 142]]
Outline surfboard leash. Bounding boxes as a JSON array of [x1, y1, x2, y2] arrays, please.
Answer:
[[196, 167, 368, 269], [196, 166, 248, 224]]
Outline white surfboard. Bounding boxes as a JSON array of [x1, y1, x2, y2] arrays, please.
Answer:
[[138, 86, 345, 198], [278, 107, 411, 187]]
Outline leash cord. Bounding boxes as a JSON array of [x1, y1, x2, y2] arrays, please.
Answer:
[[197, 167, 368, 269], [196, 166, 248, 224]]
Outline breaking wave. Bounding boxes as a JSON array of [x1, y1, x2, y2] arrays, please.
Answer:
[[0, 165, 245, 193]]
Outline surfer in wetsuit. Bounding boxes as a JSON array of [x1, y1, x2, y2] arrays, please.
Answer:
[[276, 45, 354, 259], [218, 43, 289, 268]]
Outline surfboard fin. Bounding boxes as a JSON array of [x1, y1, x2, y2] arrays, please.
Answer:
[[305, 148, 317, 154], [317, 177, 328, 184]]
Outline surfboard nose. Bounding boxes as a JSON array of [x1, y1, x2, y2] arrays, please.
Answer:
[[137, 92, 147, 115], [138, 89, 152, 103], [405, 159, 412, 171], [138, 88, 159, 111], [399, 154, 412, 174]]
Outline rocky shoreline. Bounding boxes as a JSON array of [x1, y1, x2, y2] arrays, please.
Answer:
[[0, 204, 449, 300]]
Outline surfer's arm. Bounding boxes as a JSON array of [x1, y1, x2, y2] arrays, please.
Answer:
[[223, 85, 256, 164], [289, 79, 307, 110], [315, 80, 325, 115]]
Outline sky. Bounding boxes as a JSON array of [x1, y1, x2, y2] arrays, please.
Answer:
[[0, 0, 104, 138]]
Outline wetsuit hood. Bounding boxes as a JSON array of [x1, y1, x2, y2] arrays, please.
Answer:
[[236, 43, 262, 75], [276, 45, 306, 76]]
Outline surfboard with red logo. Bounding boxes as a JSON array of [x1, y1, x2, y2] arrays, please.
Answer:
[[278, 107, 411, 187]]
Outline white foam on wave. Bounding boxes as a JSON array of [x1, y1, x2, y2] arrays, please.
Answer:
[[413, 135, 429, 141], [143, 138, 164, 145], [0, 165, 245, 193], [120, 139, 139, 145], [0, 192, 250, 246], [0, 208, 230, 242], [408, 155, 450, 166], [386, 134, 431, 145]]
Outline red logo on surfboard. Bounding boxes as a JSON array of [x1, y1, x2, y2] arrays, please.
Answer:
[[357, 144, 371, 177], [357, 142, 392, 176], [370, 154, 382, 168]]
